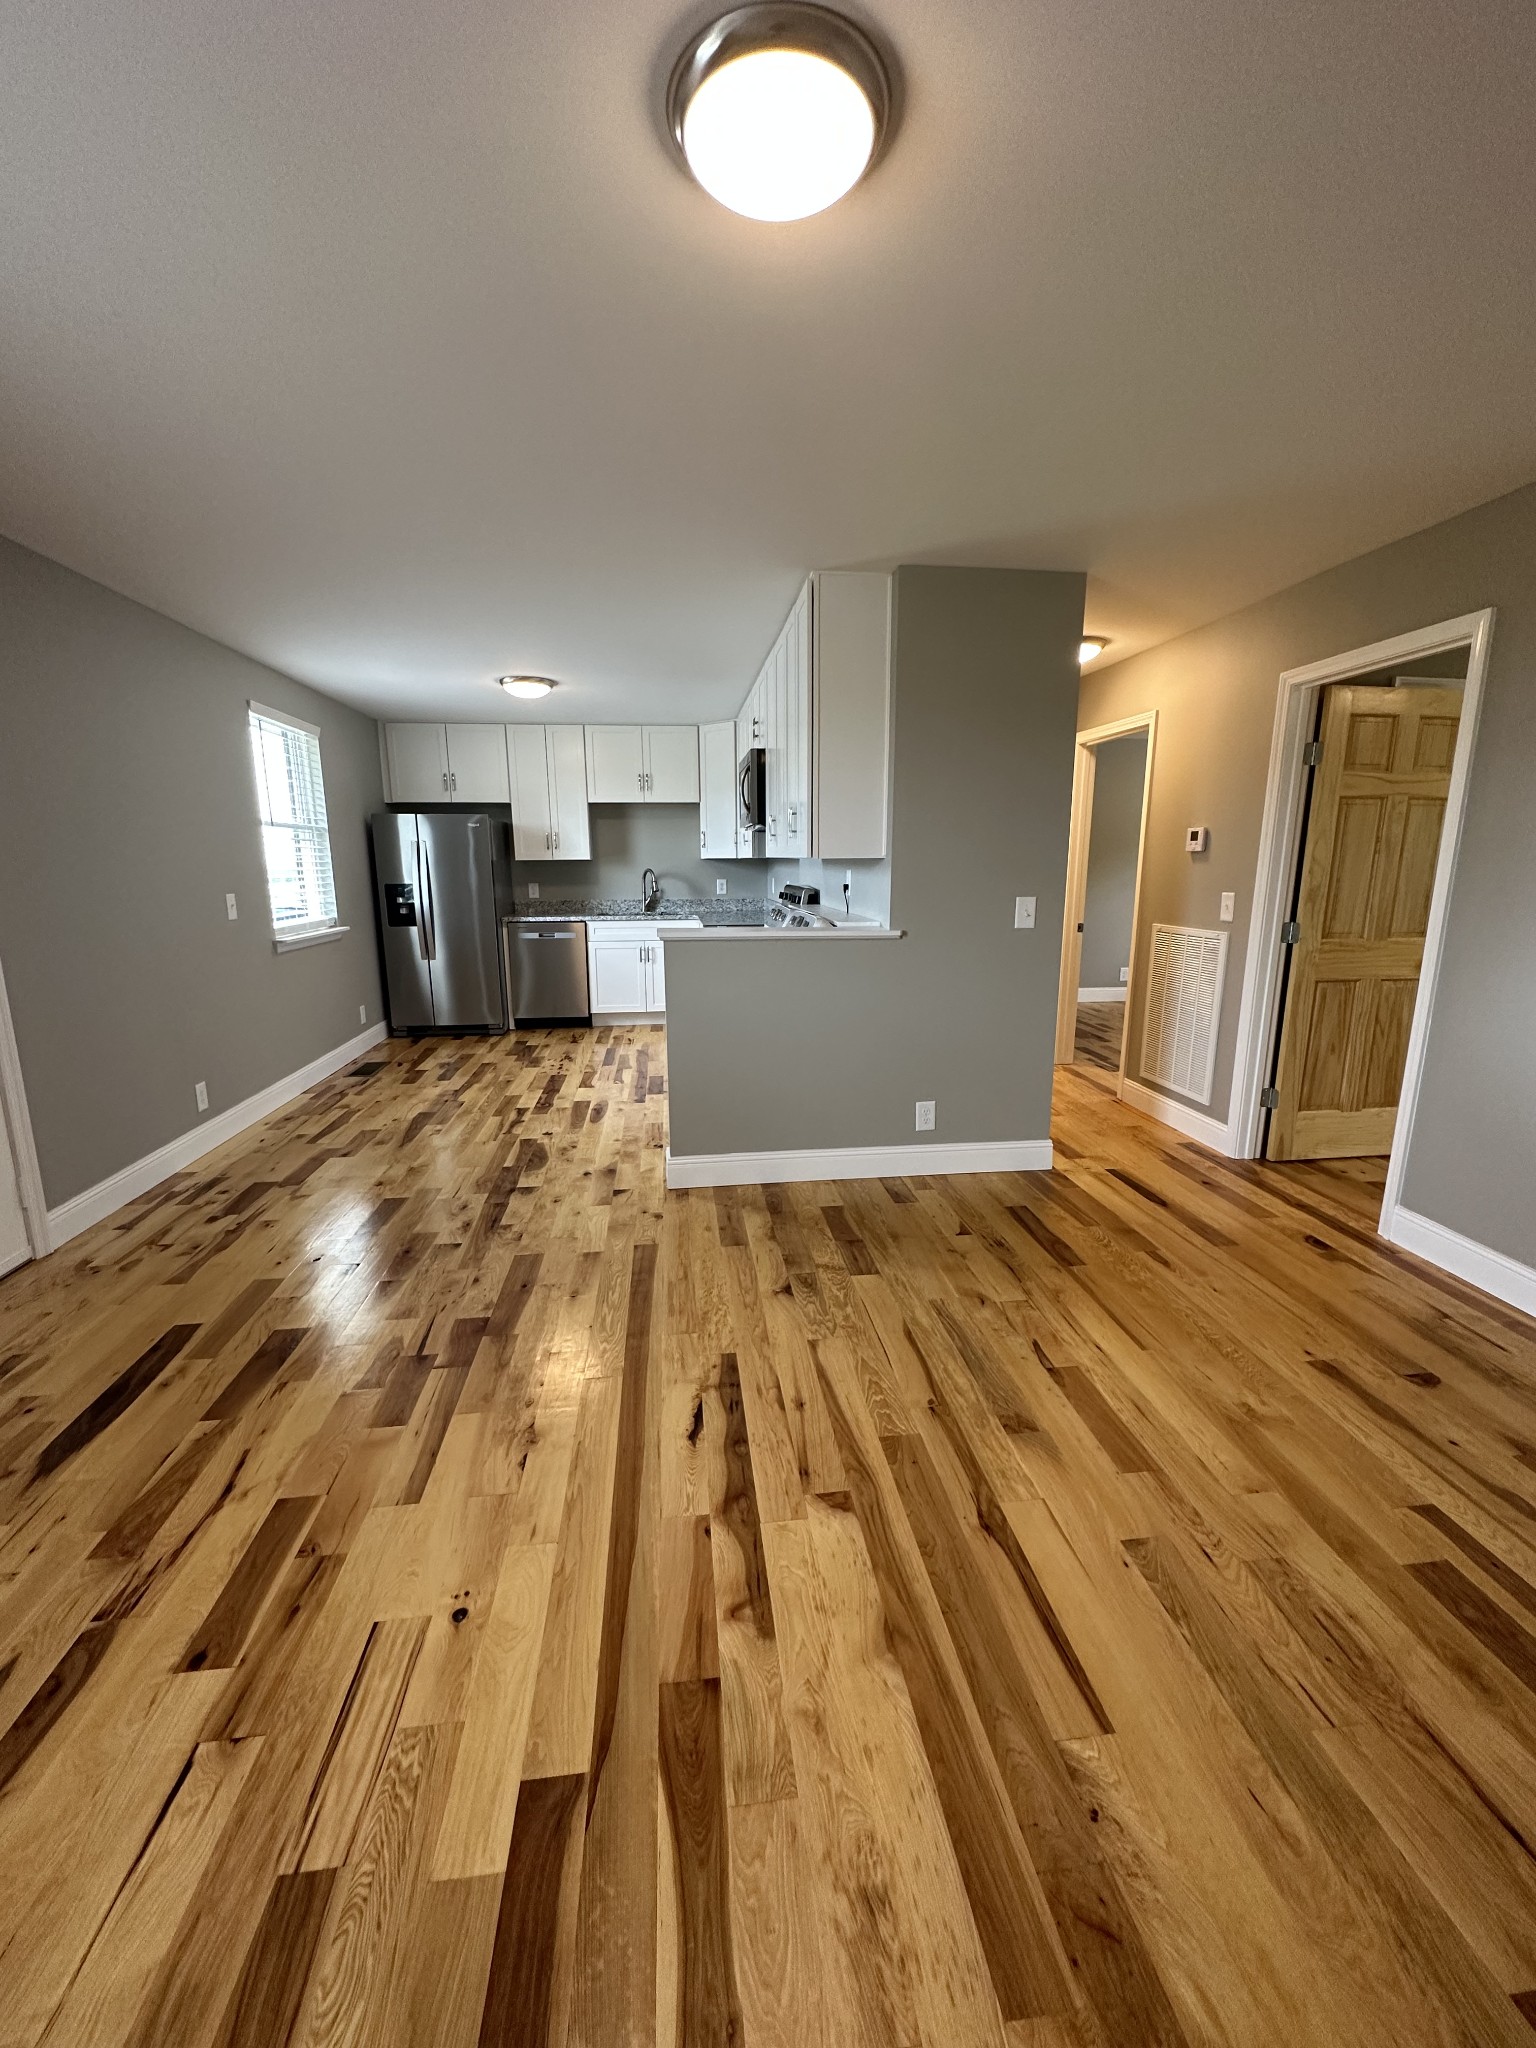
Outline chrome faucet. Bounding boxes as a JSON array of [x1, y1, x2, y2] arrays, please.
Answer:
[[642, 866, 660, 913]]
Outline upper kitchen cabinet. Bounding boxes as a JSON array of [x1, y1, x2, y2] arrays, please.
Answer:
[[584, 726, 700, 804], [444, 725, 511, 803], [699, 721, 737, 858], [384, 722, 510, 804], [385, 722, 450, 802], [509, 725, 591, 860], [748, 572, 889, 860]]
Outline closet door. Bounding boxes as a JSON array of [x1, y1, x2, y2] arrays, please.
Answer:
[[507, 727, 554, 859]]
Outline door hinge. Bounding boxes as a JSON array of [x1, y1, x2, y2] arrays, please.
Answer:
[[1260, 1085, 1280, 1110], [1281, 920, 1301, 945], [1303, 740, 1323, 766]]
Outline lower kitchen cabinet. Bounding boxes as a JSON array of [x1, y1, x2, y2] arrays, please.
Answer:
[[587, 924, 684, 1015]]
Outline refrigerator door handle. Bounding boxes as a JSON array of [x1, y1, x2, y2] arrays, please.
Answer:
[[419, 841, 438, 960]]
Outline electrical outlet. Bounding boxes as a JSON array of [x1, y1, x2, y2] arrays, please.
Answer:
[[1014, 895, 1036, 930], [1219, 890, 1236, 923], [715, 878, 727, 895], [1119, 966, 1129, 983], [526, 881, 540, 900], [915, 1100, 936, 1132], [359, 1003, 367, 1024], [194, 1081, 209, 1113], [225, 893, 238, 920]]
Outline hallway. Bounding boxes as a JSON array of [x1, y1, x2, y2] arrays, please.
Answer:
[[0, 1032, 1533, 2045]]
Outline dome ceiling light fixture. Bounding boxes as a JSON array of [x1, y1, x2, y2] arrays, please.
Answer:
[[667, 3, 894, 223], [1079, 637, 1110, 666], [499, 675, 556, 699]]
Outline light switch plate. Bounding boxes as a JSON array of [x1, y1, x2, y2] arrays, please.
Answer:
[[194, 1081, 209, 1113], [1014, 896, 1036, 930], [1219, 890, 1236, 922], [915, 1100, 936, 1131], [225, 893, 238, 920]]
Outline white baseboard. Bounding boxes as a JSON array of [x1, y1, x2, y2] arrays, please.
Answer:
[[1077, 986, 1128, 1003], [45, 1023, 388, 1249], [665, 1137, 1053, 1190], [1382, 1204, 1536, 1317], [1119, 1076, 1234, 1155]]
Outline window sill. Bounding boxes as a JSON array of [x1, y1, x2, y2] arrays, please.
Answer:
[[272, 925, 350, 953]]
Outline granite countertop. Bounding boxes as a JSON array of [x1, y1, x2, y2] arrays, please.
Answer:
[[505, 897, 770, 926]]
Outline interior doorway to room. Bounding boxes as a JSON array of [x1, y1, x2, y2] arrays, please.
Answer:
[[0, 956, 39, 1277], [1264, 652, 1467, 1160], [1226, 611, 1493, 1244], [1056, 714, 1155, 1085]]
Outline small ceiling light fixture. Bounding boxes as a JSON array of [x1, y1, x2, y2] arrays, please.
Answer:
[[1079, 637, 1109, 666], [667, 3, 894, 222], [499, 675, 556, 700]]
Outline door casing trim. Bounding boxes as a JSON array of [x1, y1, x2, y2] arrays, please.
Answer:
[[1226, 609, 1495, 1237]]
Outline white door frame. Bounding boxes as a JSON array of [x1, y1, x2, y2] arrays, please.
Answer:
[[1055, 711, 1158, 1093], [1225, 609, 1494, 1222], [0, 948, 49, 1268]]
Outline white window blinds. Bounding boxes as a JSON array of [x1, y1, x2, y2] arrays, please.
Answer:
[[248, 705, 338, 934]]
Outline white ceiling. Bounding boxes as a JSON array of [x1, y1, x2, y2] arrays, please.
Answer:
[[3, 0, 1534, 723]]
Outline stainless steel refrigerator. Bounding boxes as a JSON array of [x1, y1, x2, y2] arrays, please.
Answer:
[[370, 812, 509, 1033]]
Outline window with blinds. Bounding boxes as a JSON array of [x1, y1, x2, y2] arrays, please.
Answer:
[[248, 704, 338, 935]]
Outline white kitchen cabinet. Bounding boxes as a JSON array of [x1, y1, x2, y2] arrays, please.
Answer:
[[589, 939, 649, 1013], [584, 726, 700, 804], [699, 721, 738, 859], [509, 726, 591, 859], [785, 585, 811, 854], [587, 924, 676, 1014], [444, 724, 511, 803], [507, 726, 554, 858], [643, 725, 700, 802], [585, 725, 645, 803], [385, 723, 451, 802], [546, 726, 591, 858]]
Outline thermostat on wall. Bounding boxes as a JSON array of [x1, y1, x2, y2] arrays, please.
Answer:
[[1185, 826, 1210, 854]]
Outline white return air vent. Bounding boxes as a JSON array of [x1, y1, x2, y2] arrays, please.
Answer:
[[1140, 924, 1228, 1105]]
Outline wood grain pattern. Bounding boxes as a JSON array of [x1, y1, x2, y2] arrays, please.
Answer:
[[0, 1032, 1532, 2048]]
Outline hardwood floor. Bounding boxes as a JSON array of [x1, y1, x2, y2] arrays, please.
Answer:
[[0, 1029, 1534, 2046], [1073, 1000, 1124, 1072]]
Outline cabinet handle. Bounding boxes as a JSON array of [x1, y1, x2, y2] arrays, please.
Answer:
[[544, 832, 551, 852], [441, 771, 449, 791], [450, 771, 457, 792], [553, 829, 559, 850]]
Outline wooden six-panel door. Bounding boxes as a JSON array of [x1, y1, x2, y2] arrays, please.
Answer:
[[1267, 684, 1460, 1160]]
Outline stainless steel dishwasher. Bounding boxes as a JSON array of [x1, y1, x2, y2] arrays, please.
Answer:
[[502, 919, 590, 1025]]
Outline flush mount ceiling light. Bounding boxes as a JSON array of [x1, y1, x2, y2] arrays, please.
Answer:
[[667, 4, 893, 222], [499, 675, 556, 699], [1079, 637, 1109, 666]]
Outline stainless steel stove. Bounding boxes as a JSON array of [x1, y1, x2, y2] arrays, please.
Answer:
[[766, 883, 836, 930]]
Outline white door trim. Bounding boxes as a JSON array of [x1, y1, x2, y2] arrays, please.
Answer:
[[1055, 711, 1157, 1093], [0, 948, 50, 1264], [1226, 610, 1495, 1227]]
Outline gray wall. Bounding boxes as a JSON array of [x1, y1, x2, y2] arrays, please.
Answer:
[[666, 566, 1084, 1154], [513, 802, 773, 905], [1079, 731, 1146, 992], [0, 533, 383, 1209], [1078, 479, 1536, 1266]]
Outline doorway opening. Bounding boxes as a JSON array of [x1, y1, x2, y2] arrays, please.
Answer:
[[1056, 713, 1156, 1090], [1227, 608, 1493, 1231], [0, 950, 47, 1276]]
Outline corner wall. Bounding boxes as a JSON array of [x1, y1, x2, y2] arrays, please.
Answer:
[[665, 566, 1084, 1161], [1079, 479, 1536, 1271], [0, 533, 383, 1212]]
